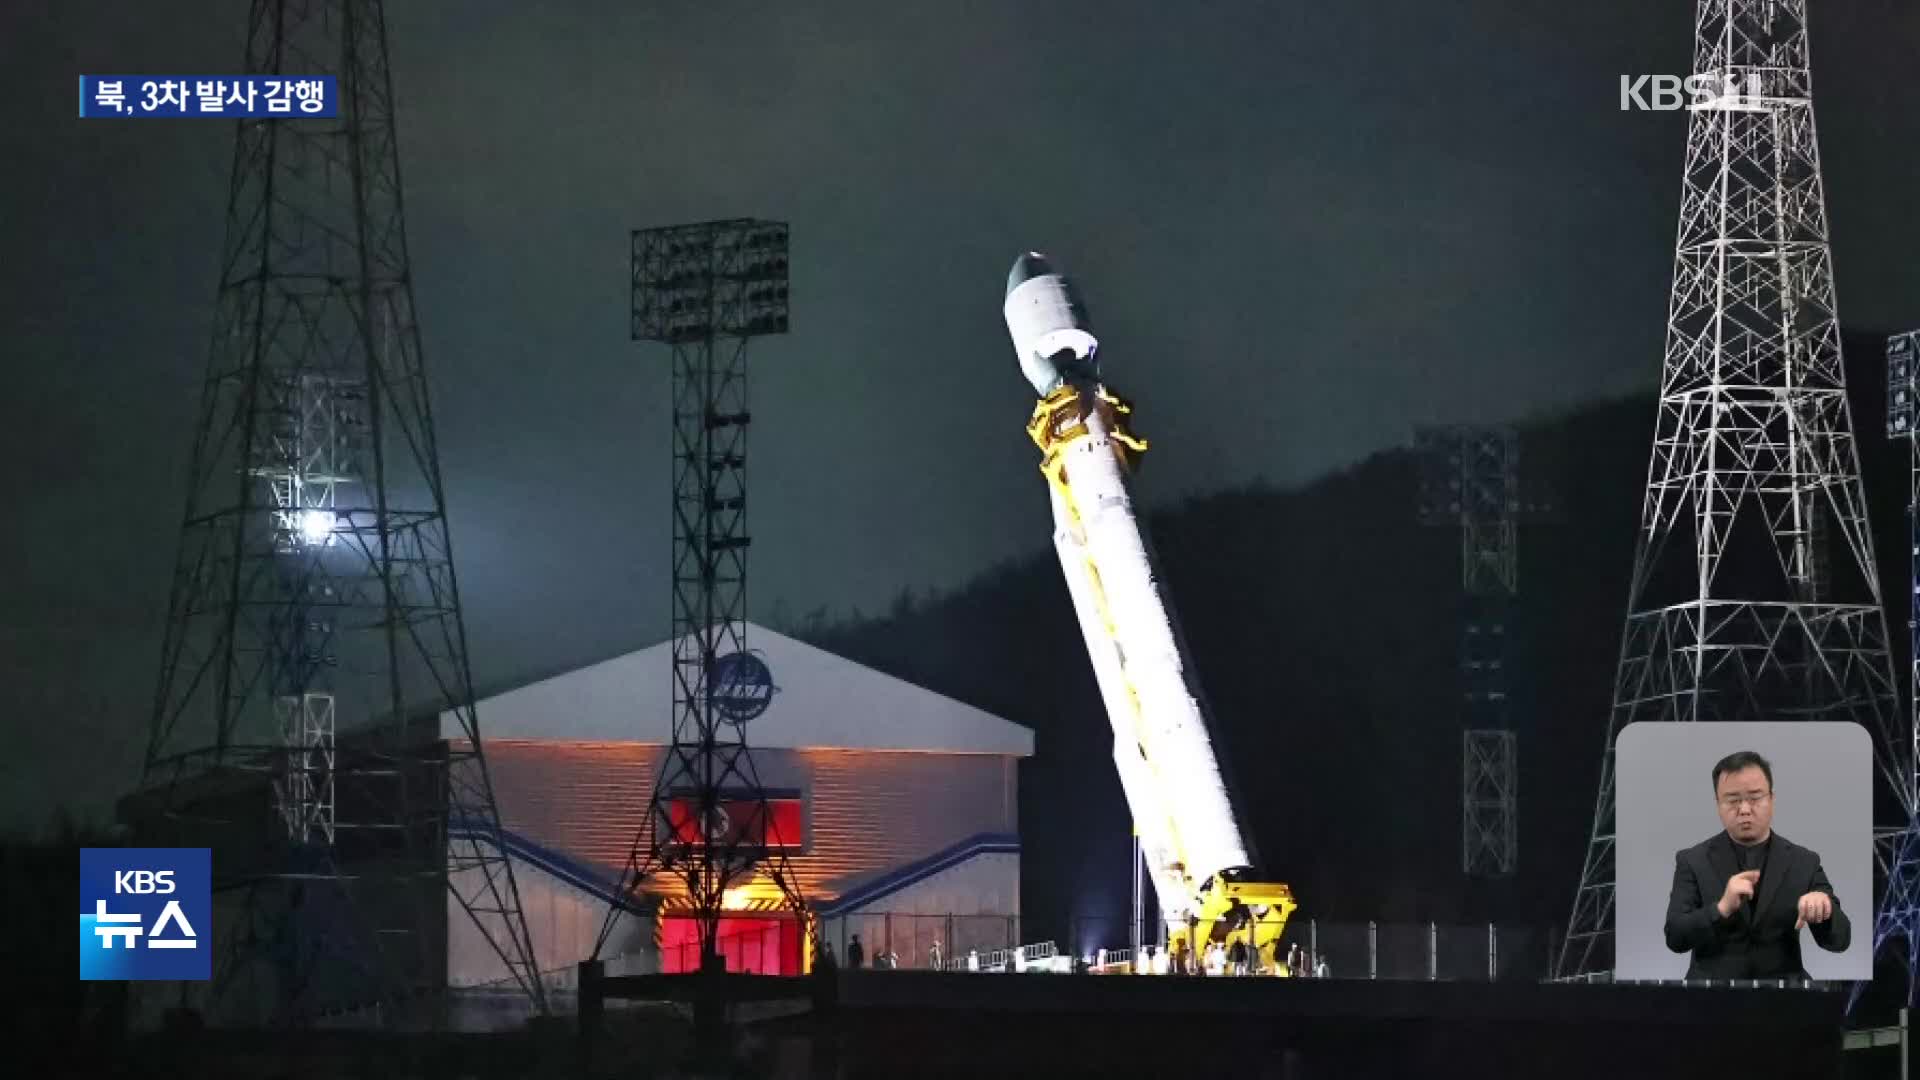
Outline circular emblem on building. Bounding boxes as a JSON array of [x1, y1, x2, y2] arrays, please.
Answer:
[[707, 651, 777, 723]]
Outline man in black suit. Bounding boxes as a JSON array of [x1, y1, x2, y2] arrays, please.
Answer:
[[1664, 750, 1850, 979]]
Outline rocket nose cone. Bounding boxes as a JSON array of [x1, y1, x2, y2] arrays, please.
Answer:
[[1007, 252, 1055, 297]]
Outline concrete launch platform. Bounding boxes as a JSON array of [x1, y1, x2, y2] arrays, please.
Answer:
[[89, 968, 1856, 1079], [792, 970, 1850, 1079]]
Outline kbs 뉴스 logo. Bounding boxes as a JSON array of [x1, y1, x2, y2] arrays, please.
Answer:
[[79, 848, 211, 981]]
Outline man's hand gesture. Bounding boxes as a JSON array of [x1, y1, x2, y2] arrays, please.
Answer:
[[1795, 891, 1834, 930], [1716, 869, 1761, 919]]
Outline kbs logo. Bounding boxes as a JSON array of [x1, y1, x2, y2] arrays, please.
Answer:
[[115, 870, 175, 893], [79, 848, 211, 981], [1620, 73, 1767, 112]]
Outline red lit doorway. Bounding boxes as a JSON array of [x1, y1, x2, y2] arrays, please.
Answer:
[[659, 915, 804, 976]]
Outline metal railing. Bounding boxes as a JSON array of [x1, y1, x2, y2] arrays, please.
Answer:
[[812, 916, 1620, 982], [1551, 972, 1837, 990], [819, 912, 1021, 970], [1062, 918, 1560, 981], [947, 941, 1061, 972], [1267, 920, 1546, 981]]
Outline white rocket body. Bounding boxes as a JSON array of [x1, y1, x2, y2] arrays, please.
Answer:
[[1004, 253, 1252, 925]]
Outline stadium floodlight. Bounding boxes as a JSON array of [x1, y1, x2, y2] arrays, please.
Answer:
[[298, 508, 336, 547]]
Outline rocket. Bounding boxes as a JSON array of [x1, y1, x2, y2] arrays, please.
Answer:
[[1004, 252, 1099, 398], [1003, 252, 1253, 925]]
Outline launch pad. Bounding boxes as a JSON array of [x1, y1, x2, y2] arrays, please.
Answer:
[[791, 971, 1849, 1079], [86, 970, 1859, 1080]]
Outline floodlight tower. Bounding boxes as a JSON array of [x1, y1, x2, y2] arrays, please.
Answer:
[[1556, 0, 1901, 979], [256, 372, 353, 848], [595, 220, 808, 975], [138, 0, 545, 1026], [1417, 425, 1520, 877], [1866, 331, 1920, 1008]]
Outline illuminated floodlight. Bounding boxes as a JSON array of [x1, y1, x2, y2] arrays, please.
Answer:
[[299, 509, 336, 546]]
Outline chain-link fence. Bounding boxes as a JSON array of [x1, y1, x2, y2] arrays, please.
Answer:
[[815, 914, 1556, 980], [1058, 918, 1557, 981], [1261, 921, 1553, 981], [819, 913, 1022, 970]]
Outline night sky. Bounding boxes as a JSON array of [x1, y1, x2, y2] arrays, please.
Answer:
[[4, 0, 1919, 831]]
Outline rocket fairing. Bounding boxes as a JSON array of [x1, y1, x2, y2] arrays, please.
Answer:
[[1004, 252, 1252, 924], [1005, 253, 1098, 397]]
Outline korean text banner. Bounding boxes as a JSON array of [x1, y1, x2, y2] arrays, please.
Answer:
[[79, 76, 338, 118]]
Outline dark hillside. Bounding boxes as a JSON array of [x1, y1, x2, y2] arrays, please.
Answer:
[[798, 330, 1911, 948]]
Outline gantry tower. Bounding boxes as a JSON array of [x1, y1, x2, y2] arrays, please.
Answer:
[[1557, 0, 1901, 978], [139, 0, 544, 1026]]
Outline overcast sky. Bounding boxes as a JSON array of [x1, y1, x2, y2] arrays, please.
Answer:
[[3, 0, 1918, 830]]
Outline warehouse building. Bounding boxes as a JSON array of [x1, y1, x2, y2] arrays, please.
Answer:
[[446, 623, 1032, 999]]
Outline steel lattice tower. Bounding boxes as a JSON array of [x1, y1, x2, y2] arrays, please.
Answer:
[[136, 0, 545, 1026], [1556, 0, 1903, 979], [593, 220, 808, 974], [1418, 425, 1521, 877], [1864, 331, 1920, 1009]]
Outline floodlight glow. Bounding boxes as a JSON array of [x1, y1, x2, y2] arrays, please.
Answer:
[[299, 509, 336, 546]]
